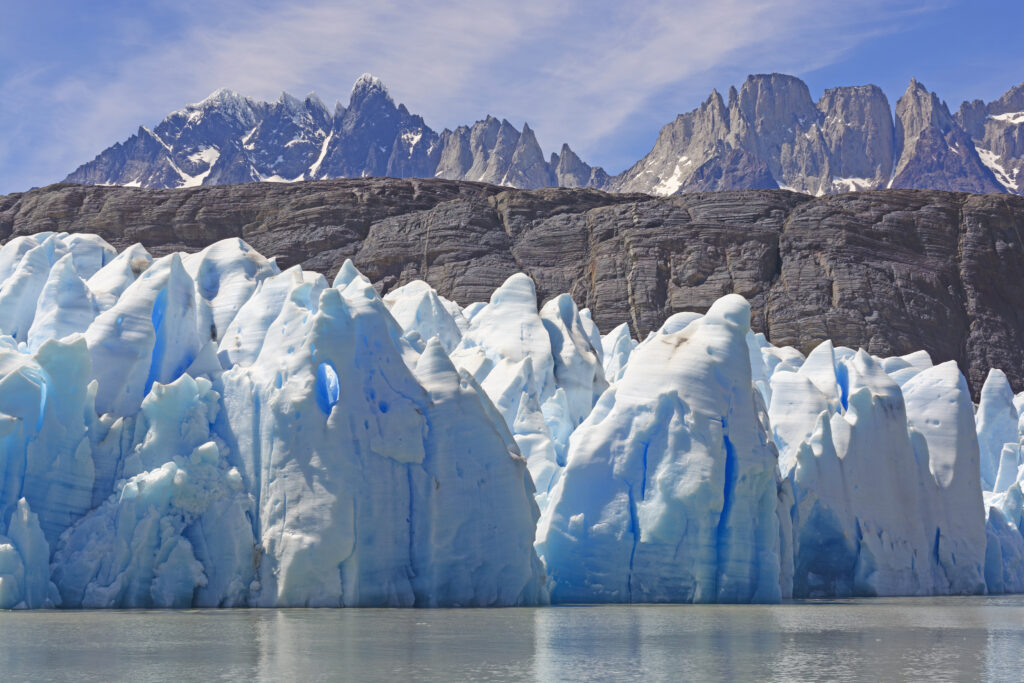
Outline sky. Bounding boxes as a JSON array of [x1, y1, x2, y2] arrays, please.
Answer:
[[1, 0, 1022, 195]]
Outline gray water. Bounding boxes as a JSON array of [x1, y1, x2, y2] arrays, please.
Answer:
[[1, 597, 1023, 682]]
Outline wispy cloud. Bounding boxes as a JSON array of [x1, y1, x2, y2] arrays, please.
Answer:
[[0, 0, 943, 193]]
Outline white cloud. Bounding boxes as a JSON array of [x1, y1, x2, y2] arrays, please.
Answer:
[[1, 0, 940, 192]]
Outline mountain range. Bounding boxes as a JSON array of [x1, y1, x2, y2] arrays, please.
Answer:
[[65, 73, 1024, 197]]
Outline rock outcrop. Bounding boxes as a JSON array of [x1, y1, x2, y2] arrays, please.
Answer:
[[3, 178, 1024, 396]]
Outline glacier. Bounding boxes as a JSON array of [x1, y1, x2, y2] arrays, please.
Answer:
[[0, 231, 1021, 608]]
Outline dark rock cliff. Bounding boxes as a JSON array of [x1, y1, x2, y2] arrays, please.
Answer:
[[2, 178, 1022, 397]]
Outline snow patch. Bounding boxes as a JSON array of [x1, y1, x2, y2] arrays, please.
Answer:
[[830, 177, 878, 193], [651, 156, 691, 196], [989, 112, 1024, 125], [977, 148, 1019, 192], [401, 131, 422, 154], [187, 147, 221, 167], [258, 173, 304, 183], [307, 131, 333, 179]]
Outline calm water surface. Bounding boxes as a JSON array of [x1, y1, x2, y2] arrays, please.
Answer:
[[1, 596, 1022, 682]]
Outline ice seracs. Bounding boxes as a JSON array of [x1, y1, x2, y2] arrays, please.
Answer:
[[0, 231, 1021, 606], [536, 295, 782, 603]]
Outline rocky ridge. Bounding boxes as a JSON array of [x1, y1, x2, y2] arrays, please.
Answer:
[[4, 178, 1024, 397]]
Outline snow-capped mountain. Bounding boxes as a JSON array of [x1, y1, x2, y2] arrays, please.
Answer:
[[66, 74, 594, 192], [65, 73, 1024, 197]]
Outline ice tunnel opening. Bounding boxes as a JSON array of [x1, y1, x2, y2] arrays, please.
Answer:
[[198, 260, 220, 301], [144, 287, 169, 396], [836, 361, 850, 411], [316, 361, 341, 415]]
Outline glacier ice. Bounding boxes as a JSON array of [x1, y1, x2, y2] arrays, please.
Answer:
[[0, 230, 1020, 608], [535, 295, 781, 603]]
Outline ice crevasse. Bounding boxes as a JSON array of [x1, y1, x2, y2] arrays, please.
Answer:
[[0, 231, 1020, 608]]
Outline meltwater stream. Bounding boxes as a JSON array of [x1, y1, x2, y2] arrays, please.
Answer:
[[1, 597, 1023, 682]]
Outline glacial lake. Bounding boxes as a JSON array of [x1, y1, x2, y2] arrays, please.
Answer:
[[1, 596, 1022, 682]]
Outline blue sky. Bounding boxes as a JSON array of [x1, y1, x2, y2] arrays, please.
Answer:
[[1, 0, 1022, 194]]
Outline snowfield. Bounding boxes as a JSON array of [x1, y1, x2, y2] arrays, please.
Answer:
[[0, 231, 1021, 608]]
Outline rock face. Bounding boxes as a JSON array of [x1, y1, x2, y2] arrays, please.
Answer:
[[818, 85, 894, 190], [64, 73, 1024, 197], [3, 178, 1024, 396]]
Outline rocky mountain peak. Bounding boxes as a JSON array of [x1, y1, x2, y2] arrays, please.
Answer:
[[817, 84, 894, 188], [987, 81, 1024, 115], [727, 85, 739, 108], [348, 73, 395, 112], [896, 79, 955, 136], [730, 74, 822, 189], [892, 79, 1003, 193], [351, 73, 389, 96], [196, 87, 247, 108], [303, 94, 331, 128], [955, 99, 987, 140], [499, 123, 554, 189], [735, 73, 819, 130]]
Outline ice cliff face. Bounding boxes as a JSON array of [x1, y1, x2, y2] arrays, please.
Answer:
[[536, 295, 782, 603], [0, 231, 1021, 608], [0, 233, 545, 608]]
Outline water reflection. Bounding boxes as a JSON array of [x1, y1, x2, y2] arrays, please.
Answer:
[[0, 597, 1022, 681]]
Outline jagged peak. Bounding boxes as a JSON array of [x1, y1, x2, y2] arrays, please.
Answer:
[[347, 74, 395, 112], [303, 92, 330, 120], [169, 88, 259, 128], [555, 143, 587, 170], [351, 73, 390, 98], [704, 88, 727, 111], [277, 91, 305, 111], [905, 78, 928, 94], [191, 88, 249, 109], [988, 81, 1024, 115], [898, 79, 950, 114], [465, 115, 500, 131], [495, 120, 523, 145]]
